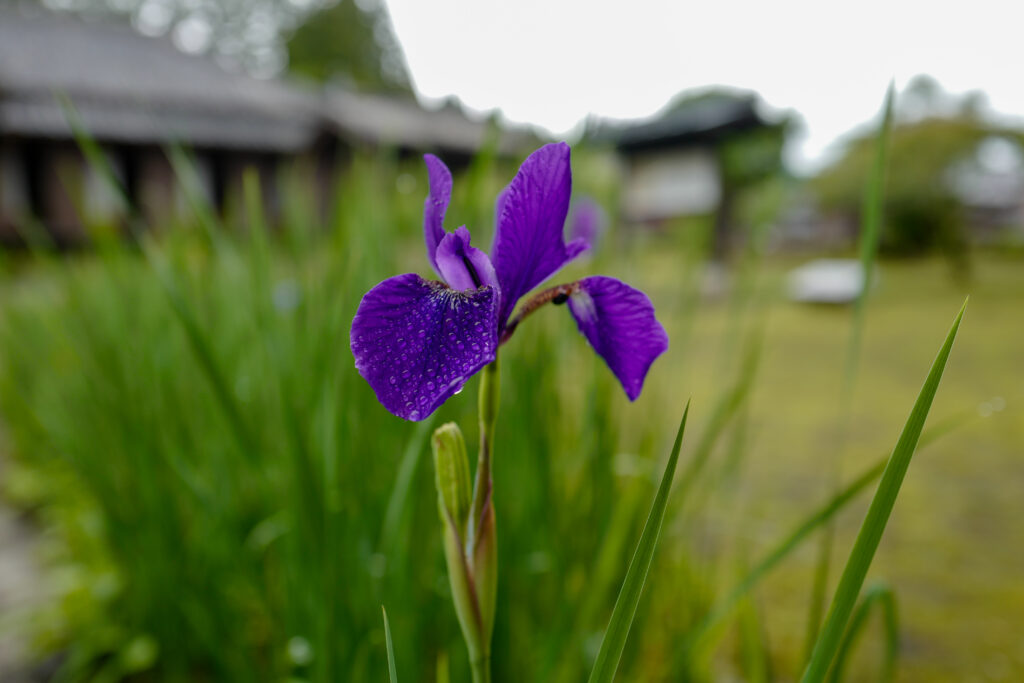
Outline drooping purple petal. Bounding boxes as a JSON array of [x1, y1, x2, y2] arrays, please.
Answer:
[[351, 273, 499, 421], [435, 226, 500, 292], [567, 276, 668, 401], [423, 154, 452, 275], [491, 142, 587, 327]]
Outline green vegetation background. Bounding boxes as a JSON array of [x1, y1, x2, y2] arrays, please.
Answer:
[[0, 151, 1021, 682]]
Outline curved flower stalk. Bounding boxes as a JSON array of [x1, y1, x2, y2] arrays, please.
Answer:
[[350, 142, 668, 420], [350, 143, 668, 683]]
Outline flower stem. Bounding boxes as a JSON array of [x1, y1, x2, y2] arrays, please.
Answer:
[[470, 357, 499, 537], [499, 283, 579, 345], [464, 356, 499, 683], [471, 655, 492, 683]]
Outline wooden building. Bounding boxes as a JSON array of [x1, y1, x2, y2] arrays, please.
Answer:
[[592, 91, 789, 259], [0, 6, 536, 246], [0, 6, 325, 245]]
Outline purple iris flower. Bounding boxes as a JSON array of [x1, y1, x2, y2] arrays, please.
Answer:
[[350, 143, 668, 421]]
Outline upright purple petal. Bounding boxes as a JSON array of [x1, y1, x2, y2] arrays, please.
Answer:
[[435, 226, 500, 292], [491, 142, 584, 326], [351, 274, 499, 421], [567, 276, 668, 401], [568, 197, 606, 251], [493, 185, 510, 232], [423, 154, 452, 275]]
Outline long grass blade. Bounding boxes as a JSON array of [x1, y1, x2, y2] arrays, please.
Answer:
[[801, 299, 967, 683], [154, 263, 258, 458], [675, 334, 761, 515], [691, 456, 885, 651], [806, 82, 896, 658], [587, 401, 690, 683], [848, 81, 895, 382], [383, 606, 398, 683], [379, 417, 436, 553], [685, 409, 968, 655], [58, 93, 131, 212], [59, 94, 255, 458], [736, 589, 770, 683], [827, 582, 899, 683], [165, 142, 225, 250]]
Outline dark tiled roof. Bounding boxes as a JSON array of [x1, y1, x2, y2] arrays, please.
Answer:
[[591, 94, 767, 152], [323, 91, 540, 156], [0, 7, 543, 157], [0, 7, 320, 151]]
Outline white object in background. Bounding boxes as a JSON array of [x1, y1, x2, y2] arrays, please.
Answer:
[[787, 259, 874, 304]]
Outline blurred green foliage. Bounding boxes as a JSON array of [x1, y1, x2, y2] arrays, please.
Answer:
[[34, 0, 409, 85], [813, 82, 1024, 269], [286, 0, 411, 92], [0, 150, 1022, 682], [816, 118, 979, 254]]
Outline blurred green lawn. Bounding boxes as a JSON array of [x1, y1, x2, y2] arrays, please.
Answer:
[[650, 252, 1024, 682]]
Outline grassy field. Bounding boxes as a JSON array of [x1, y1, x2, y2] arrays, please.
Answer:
[[0, 154, 1021, 682], [667, 254, 1024, 682]]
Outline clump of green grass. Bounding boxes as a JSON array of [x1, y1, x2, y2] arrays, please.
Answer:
[[0, 137, 1012, 682]]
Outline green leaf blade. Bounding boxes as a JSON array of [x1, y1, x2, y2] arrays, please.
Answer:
[[686, 413, 964, 658], [383, 605, 398, 683], [587, 400, 690, 683], [801, 299, 967, 683], [827, 582, 900, 683], [808, 82, 896, 663]]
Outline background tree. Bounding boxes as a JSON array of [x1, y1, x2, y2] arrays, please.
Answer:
[[286, 0, 411, 92], [33, 0, 409, 87], [813, 75, 1024, 273]]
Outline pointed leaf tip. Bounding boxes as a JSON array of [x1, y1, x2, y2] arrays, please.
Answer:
[[383, 605, 398, 683], [801, 302, 966, 683], [587, 400, 690, 683]]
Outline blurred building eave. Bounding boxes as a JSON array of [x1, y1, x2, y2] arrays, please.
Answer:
[[0, 6, 322, 153]]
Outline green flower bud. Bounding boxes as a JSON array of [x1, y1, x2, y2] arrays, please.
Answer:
[[432, 422, 472, 538], [432, 422, 487, 667]]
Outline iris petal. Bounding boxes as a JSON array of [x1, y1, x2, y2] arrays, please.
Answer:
[[491, 142, 582, 327], [568, 197, 605, 251], [567, 276, 669, 401], [351, 273, 499, 421], [435, 226, 500, 292], [423, 154, 452, 276]]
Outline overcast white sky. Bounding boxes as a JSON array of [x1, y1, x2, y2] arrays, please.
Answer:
[[385, 0, 1023, 174]]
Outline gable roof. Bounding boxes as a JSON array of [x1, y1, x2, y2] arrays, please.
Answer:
[[591, 93, 769, 152]]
